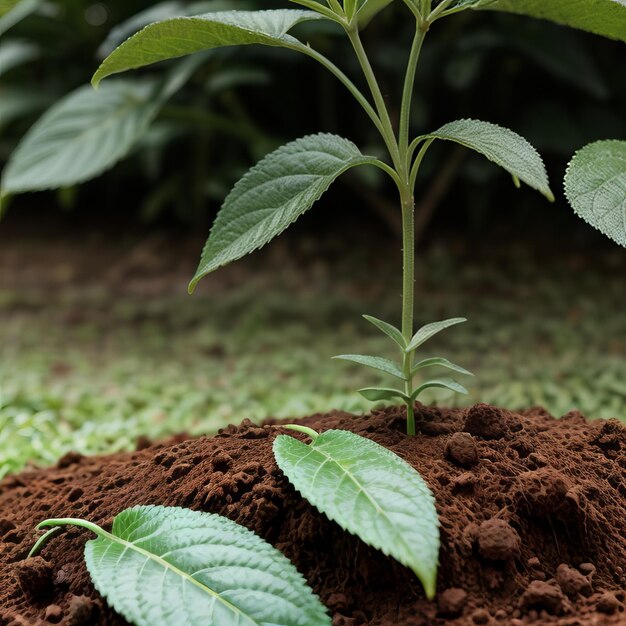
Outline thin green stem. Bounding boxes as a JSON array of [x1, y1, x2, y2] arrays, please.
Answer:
[[300, 46, 385, 137], [428, 0, 455, 21], [399, 24, 427, 158], [282, 424, 320, 442], [410, 138, 434, 190], [345, 28, 402, 171]]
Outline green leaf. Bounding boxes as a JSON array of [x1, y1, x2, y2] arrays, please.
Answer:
[[564, 140, 626, 248], [358, 387, 409, 402], [363, 315, 406, 349], [274, 430, 440, 598], [357, 0, 394, 27], [333, 354, 406, 380], [461, 0, 626, 44], [93, 9, 324, 87], [0, 40, 38, 76], [36, 506, 330, 626], [411, 357, 473, 377], [406, 318, 467, 353], [411, 378, 468, 401], [422, 119, 554, 201], [1, 80, 161, 194], [189, 134, 378, 291], [0, 0, 41, 33]]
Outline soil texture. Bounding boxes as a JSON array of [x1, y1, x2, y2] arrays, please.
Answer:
[[1, 404, 625, 625]]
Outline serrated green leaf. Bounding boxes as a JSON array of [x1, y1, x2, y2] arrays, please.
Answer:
[[0, 40, 38, 76], [564, 140, 626, 248], [363, 315, 406, 348], [1, 80, 160, 194], [189, 134, 378, 291], [462, 0, 626, 44], [93, 10, 324, 86], [37, 506, 330, 626], [333, 354, 406, 380], [411, 357, 474, 377], [274, 430, 439, 598], [406, 317, 467, 353], [411, 378, 468, 400], [358, 387, 409, 402], [422, 119, 553, 201]]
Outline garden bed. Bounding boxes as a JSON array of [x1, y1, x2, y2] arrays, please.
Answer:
[[1, 403, 625, 625]]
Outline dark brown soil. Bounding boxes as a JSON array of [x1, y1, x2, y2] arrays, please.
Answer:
[[1, 404, 625, 625]]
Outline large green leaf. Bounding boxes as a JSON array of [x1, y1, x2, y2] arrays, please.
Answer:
[[460, 0, 626, 44], [274, 429, 440, 598], [0, 0, 40, 34], [1, 80, 161, 193], [363, 314, 407, 349], [189, 134, 378, 291], [35, 506, 330, 626], [422, 119, 554, 201], [0, 40, 38, 76], [564, 140, 626, 248], [93, 9, 324, 86]]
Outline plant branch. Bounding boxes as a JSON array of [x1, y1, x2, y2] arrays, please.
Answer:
[[345, 27, 402, 171], [399, 23, 427, 159], [410, 138, 435, 190]]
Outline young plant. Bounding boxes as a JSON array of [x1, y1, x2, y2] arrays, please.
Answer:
[[89, 0, 625, 605], [29, 505, 331, 626]]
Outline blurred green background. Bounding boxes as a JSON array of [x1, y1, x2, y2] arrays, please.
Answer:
[[1, 0, 625, 478]]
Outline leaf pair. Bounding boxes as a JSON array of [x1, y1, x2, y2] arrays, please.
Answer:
[[31, 505, 331, 626]]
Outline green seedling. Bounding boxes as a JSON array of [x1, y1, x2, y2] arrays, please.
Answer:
[[29, 505, 330, 626], [88, 0, 625, 609]]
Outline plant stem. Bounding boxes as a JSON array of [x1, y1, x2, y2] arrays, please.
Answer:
[[345, 27, 402, 170], [400, 185, 416, 435], [399, 23, 427, 157]]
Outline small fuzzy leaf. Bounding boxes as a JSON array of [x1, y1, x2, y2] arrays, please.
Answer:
[[363, 315, 406, 348], [40, 506, 330, 626], [274, 430, 440, 598], [406, 318, 467, 353], [189, 134, 378, 291], [411, 378, 468, 401], [1, 80, 160, 193], [358, 387, 409, 402], [93, 9, 324, 86], [333, 354, 406, 380], [564, 140, 626, 248], [459, 0, 626, 44], [422, 119, 553, 201], [411, 357, 473, 377]]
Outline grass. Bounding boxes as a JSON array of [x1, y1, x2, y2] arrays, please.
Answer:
[[1, 234, 624, 479]]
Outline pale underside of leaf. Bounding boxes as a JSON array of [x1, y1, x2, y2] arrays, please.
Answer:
[[84, 505, 330, 626], [411, 357, 474, 377], [362, 314, 406, 348], [1, 80, 160, 193], [412, 378, 468, 400], [93, 10, 324, 86], [466, 0, 626, 44], [422, 119, 553, 201], [564, 140, 626, 248], [333, 354, 406, 380], [189, 134, 377, 291], [273, 430, 440, 598], [406, 317, 467, 353]]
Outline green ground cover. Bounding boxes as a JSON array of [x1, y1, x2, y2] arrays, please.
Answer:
[[1, 235, 624, 478]]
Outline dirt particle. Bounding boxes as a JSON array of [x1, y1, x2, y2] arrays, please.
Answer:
[[15, 557, 52, 598], [463, 404, 510, 439], [211, 452, 233, 473], [169, 463, 193, 480], [471, 608, 491, 624], [515, 468, 572, 517], [596, 591, 623, 615], [56, 451, 83, 469], [555, 563, 593, 598], [519, 581, 567, 615], [477, 518, 521, 561], [445, 433, 478, 467], [437, 588, 467, 618], [44, 604, 63, 623], [68, 487, 83, 502], [67, 595, 96, 626]]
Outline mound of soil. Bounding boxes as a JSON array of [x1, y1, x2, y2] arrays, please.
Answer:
[[1, 404, 625, 625]]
